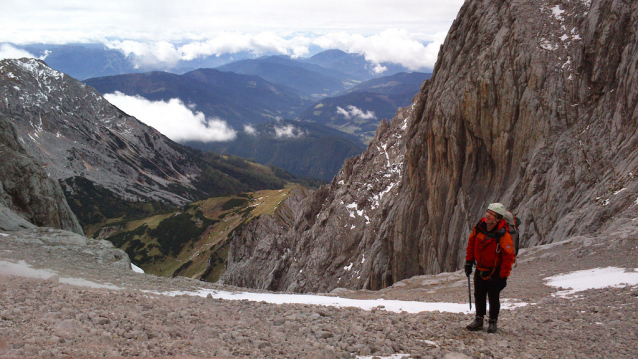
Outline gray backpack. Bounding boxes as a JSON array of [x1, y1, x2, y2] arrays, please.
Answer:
[[503, 211, 521, 254]]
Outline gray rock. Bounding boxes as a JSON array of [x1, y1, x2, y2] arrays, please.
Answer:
[[0, 114, 82, 234]]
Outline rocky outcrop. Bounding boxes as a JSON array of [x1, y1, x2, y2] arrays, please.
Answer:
[[223, 0, 638, 293], [0, 58, 201, 206], [0, 114, 82, 233], [218, 187, 313, 289]]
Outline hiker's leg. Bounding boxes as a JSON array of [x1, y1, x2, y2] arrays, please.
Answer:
[[473, 274, 488, 318], [487, 277, 507, 320]]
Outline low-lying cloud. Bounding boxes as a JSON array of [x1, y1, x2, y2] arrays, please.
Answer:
[[274, 124, 306, 139], [0, 44, 37, 60], [244, 124, 258, 135], [336, 106, 377, 121], [314, 29, 445, 71], [104, 30, 442, 71], [4, 30, 444, 71], [103, 92, 236, 142]]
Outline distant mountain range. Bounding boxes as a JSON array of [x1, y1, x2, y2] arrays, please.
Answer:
[[304, 49, 416, 82], [216, 55, 352, 99], [8, 43, 422, 82], [18, 43, 259, 80], [349, 71, 431, 95], [84, 69, 312, 127], [297, 72, 431, 143], [83, 59, 430, 157], [184, 119, 366, 181]]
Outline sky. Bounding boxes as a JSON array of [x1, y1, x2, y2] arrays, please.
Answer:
[[1, 0, 466, 143], [1, 0, 465, 71]]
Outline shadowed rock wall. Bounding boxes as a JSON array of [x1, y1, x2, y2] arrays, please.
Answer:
[[0, 114, 83, 233]]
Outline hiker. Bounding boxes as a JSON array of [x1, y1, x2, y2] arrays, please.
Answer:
[[464, 203, 516, 333]]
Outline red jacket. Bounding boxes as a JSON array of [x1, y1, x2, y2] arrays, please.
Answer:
[[465, 218, 516, 278]]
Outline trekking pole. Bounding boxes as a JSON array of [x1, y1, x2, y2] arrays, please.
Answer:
[[467, 274, 472, 311]]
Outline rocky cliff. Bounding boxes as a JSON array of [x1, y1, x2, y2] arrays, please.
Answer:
[[222, 0, 638, 292], [0, 113, 83, 233]]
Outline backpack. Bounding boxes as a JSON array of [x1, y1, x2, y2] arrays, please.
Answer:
[[503, 211, 521, 255]]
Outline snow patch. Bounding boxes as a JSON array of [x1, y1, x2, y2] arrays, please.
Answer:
[[0, 260, 123, 290], [131, 264, 145, 273], [551, 5, 565, 21], [544, 267, 638, 297], [344, 263, 353, 271], [540, 39, 558, 51], [149, 288, 473, 314], [613, 188, 627, 196]]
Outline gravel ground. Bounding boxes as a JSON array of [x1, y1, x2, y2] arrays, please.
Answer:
[[0, 228, 637, 359]]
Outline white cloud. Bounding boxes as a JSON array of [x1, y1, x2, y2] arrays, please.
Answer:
[[103, 91, 236, 142], [336, 106, 377, 121], [244, 124, 257, 135], [313, 29, 446, 70], [1, 1, 464, 71], [105, 40, 182, 69], [0, 44, 37, 60], [274, 124, 306, 139], [99, 29, 445, 71]]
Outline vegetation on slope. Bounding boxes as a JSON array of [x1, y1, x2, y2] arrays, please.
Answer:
[[64, 151, 296, 236], [95, 185, 303, 282]]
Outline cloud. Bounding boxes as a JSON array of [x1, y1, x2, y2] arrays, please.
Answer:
[[103, 91, 236, 142], [105, 40, 182, 69], [101, 29, 443, 71], [2, 1, 465, 70], [0, 44, 37, 60], [313, 29, 446, 70], [274, 124, 306, 139], [244, 124, 257, 135], [336, 106, 377, 121]]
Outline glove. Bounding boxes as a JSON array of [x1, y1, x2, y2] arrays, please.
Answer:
[[464, 261, 473, 277]]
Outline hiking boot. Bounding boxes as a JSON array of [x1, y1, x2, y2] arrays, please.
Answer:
[[487, 319, 498, 333], [466, 316, 484, 331]]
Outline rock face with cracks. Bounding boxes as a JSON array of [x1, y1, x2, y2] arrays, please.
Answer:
[[0, 114, 82, 234], [222, 0, 638, 293]]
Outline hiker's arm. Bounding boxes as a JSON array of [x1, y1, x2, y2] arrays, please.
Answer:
[[498, 234, 516, 278], [465, 228, 477, 263]]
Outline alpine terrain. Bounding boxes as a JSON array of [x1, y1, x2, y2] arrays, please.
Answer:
[[219, 0, 638, 293], [0, 0, 637, 358], [0, 58, 289, 226]]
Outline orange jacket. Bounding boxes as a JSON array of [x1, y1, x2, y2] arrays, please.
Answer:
[[465, 218, 516, 278]]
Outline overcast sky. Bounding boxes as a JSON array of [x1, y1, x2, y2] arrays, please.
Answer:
[[1, 0, 465, 70], [2, 0, 466, 143]]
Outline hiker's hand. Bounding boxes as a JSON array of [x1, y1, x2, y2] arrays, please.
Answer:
[[464, 261, 473, 277]]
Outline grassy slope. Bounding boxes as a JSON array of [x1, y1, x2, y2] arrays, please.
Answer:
[[97, 184, 301, 282]]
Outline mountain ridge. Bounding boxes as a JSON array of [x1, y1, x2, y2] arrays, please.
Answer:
[[84, 69, 312, 127], [0, 58, 294, 234]]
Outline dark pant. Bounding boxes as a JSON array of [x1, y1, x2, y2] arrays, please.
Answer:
[[473, 271, 507, 320]]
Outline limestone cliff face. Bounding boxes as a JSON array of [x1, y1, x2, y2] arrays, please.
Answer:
[[0, 114, 83, 233], [223, 0, 638, 293]]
